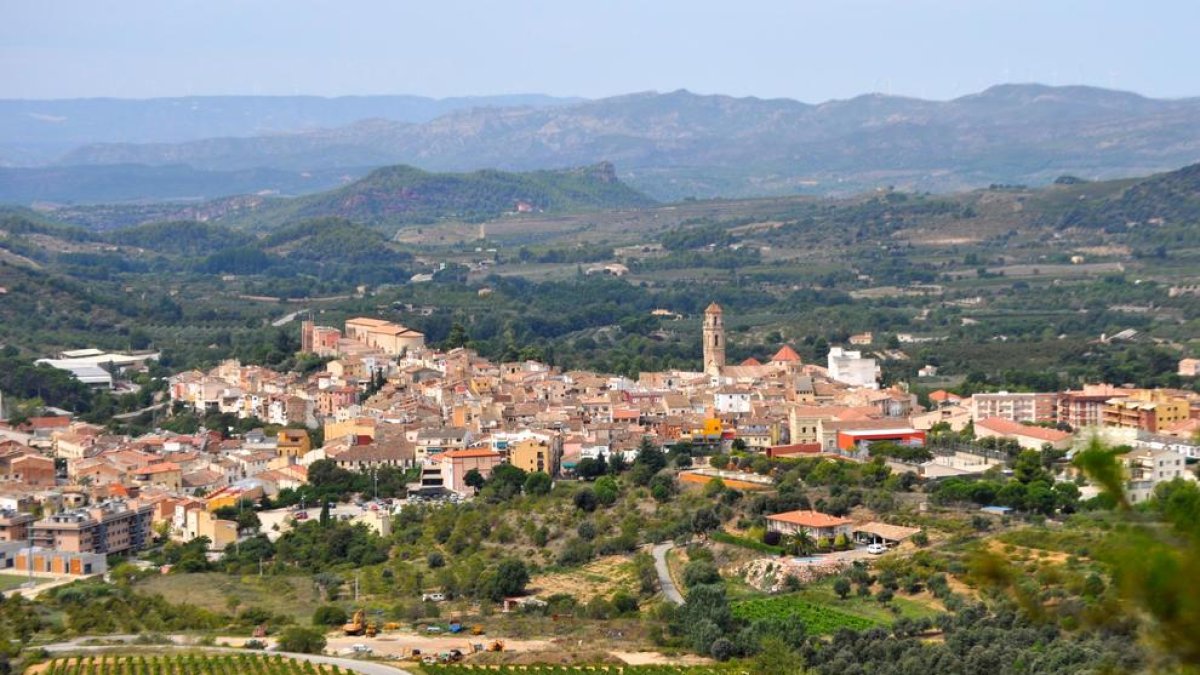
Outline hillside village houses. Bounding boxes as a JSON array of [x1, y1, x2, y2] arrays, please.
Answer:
[[1, 309, 1198, 576]]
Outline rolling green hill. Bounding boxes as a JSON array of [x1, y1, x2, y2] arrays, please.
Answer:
[[1055, 162, 1200, 231], [36, 162, 655, 232], [105, 220, 256, 255], [230, 161, 655, 230]]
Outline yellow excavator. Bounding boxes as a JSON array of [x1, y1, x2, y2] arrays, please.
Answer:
[[343, 609, 366, 636]]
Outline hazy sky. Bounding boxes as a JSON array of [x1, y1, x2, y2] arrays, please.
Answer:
[[3, 0, 1197, 101]]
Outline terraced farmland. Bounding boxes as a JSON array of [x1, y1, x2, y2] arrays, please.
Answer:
[[33, 654, 347, 675], [731, 596, 876, 634]]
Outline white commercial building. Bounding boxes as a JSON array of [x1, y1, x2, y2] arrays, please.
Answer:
[[34, 360, 114, 390], [827, 348, 881, 390]]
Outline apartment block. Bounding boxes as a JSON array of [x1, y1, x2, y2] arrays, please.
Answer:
[[30, 499, 153, 556], [969, 392, 1057, 423]]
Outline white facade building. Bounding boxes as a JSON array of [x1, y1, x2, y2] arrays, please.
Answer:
[[714, 388, 752, 414], [827, 348, 881, 389]]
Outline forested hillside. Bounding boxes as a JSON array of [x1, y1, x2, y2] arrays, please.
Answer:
[[229, 161, 655, 229], [28, 162, 654, 231], [1056, 161, 1200, 232]]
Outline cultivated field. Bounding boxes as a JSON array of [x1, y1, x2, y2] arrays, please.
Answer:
[[30, 654, 346, 675]]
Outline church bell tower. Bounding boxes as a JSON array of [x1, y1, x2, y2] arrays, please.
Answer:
[[703, 302, 725, 376]]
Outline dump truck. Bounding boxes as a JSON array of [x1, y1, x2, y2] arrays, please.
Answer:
[[486, 640, 505, 652], [470, 624, 484, 635], [365, 620, 378, 638], [343, 609, 366, 636]]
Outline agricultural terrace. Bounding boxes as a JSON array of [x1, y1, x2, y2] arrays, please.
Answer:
[[731, 597, 875, 634], [30, 654, 352, 675], [422, 666, 742, 674]]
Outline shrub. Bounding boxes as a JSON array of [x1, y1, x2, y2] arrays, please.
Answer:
[[683, 560, 721, 589], [710, 637, 735, 661], [612, 591, 639, 615], [277, 626, 327, 654], [484, 559, 530, 601], [594, 476, 619, 505], [833, 577, 852, 599], [573, 488, 598, 512], [311, 605, 348, 627], [524, 471, 552, 496], [577, 520, 598, 541], [557, 538, 594, 567]]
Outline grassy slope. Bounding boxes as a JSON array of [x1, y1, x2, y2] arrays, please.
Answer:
[[133, 573, 324, 624]]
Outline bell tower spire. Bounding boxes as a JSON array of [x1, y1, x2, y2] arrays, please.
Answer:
[[703, 302, 725, 376]]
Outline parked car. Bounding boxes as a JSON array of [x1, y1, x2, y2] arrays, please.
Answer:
[[867, 543, 888, 555]]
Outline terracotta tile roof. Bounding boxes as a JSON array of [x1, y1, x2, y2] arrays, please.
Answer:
[[976, 417, 1071, 442], [28, 417, 70, 430], [138, 462, 181, 474], [440, 448, 502, 459], [854, 521, 921, 541], [346, 317, 392, 327], [766, 509, 852, 528], [741, 357, 763, 366], [771, 345, 802, 363]]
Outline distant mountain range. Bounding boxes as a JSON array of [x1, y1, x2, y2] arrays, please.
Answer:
[[0, 164, 367, 204], [0, 94, 580, 165], [2, 84, 1199, 203]]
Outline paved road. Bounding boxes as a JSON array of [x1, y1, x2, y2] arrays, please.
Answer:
[[112, 401, 168, 420], [40, 638, 413, 675], [272, 308, 309, 327], [652, 543, 684, 605]]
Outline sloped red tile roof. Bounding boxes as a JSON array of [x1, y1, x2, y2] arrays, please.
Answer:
[[771, 345, 802, 363], [976, 417, 1071, 442], [766, 509, 852, 528]]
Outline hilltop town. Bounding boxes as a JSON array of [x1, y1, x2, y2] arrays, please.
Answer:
[[0, 299, 1190, 614]]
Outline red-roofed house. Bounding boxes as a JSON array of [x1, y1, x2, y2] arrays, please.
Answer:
[[10, 455, 55, 487], [132, 462, 183, 490], [975, 417, 1072, 451], [765, 443, 823, 459], [766, 510, 853, 540], [929, 390, 963, 407], [740, 357, 763, 367], [439, 449, 503, 496]]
